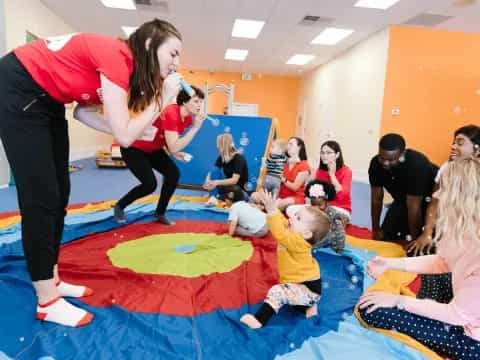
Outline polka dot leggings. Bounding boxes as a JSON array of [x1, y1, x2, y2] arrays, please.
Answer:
[[358, 274, 480, 359]]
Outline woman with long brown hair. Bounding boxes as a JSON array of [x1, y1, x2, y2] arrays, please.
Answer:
[[276, 137, 311, 211], [315, 140, 352, 221], [0, 19, 183, 327]]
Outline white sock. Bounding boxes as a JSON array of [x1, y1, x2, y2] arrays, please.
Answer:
[[57, 281, 93, 298], [37, 297, 93, 327]]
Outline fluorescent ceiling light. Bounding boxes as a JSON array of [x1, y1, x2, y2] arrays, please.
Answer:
[[231, 19, 265, 39], [354, 0, 401, 10], [311, 27, 354, 45], [225, 49, 249, 61], [121, 26, 138, 37], [286, 54, 315, 65], [100, 0, 136, 10]]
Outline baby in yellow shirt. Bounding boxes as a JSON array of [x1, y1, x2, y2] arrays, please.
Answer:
[[240, 191, 330, 329]]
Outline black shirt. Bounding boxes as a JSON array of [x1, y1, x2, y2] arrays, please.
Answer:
[[215, 153, 249, 189], [368, 149, 438, 202]]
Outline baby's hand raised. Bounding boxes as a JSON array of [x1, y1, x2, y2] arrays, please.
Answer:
[[260, 190, 277, 214]]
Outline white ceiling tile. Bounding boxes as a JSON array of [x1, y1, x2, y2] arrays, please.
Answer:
[[39, 0, 466, 75]]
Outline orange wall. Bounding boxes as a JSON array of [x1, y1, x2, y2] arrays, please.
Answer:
[[181, 69, 300, 139], [381, 26, 480, 165]]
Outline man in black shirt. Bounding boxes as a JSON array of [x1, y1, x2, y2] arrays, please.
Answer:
[[369, 134, 438, 244]]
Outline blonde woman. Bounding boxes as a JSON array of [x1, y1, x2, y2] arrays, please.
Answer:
[[407, 124, 480, 256], [358, 157, 480, 360], [203, 133, 249, 205]]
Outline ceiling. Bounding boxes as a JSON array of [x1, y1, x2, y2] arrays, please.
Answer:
[[40, 0, 480, 76]]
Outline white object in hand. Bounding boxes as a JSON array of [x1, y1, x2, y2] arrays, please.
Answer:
[[183, 153, 193, 162]]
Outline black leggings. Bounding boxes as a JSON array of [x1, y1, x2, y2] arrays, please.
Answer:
[[117, 147, 180, 215], [0, 53, 69, 281], [255, 278, 322, 326]]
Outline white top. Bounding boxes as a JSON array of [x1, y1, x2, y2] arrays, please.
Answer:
[[435, 162, 449, 184], [228, 201, 267, 234]]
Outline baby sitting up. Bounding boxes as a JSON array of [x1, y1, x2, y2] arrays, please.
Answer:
[[240, 190, 330, 329]]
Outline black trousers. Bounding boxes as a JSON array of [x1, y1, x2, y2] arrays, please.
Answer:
[[0, 53, 69, 281], [381, 200, 426, 242], [117, 147, 180, 215]]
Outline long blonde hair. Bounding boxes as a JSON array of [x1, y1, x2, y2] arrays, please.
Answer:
[[217, 133, 238, 163], [434, 157, 480, 248]]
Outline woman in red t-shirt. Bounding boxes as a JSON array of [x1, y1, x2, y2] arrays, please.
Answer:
[[114, 86, 206, 225], [315, 140, 352, 220], [0, 19, 184, 327], [277, 137, 311, 210]]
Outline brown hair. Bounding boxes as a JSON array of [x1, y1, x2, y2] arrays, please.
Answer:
[[318, 140, 345, 171], [127, 18, 182, 113], [304, 207, 331, 244], [288, 137, 308, 161]]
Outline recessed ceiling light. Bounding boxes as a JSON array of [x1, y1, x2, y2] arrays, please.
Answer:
[[225, 49, 249, 61], [100, 0, 136, 10], [121, 26, 138, 37], [354, 0, 401, 10], [311, 27, 354, 45], [231, 19, 265, 39], [286, 54, 315, 65]]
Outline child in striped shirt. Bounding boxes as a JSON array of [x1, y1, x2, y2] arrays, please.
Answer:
[[262, 139, 287, 196]]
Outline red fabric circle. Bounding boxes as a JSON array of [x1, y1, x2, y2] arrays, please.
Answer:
[[59, 220, 278, 316]]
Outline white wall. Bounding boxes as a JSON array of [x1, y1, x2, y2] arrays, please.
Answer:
[[298, 28, 390, 182], [0, 0, 113, 187]]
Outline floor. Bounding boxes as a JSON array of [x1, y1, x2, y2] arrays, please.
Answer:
[[0, 157, 373, 228]]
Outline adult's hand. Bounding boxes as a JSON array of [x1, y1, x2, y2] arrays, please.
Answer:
[[372, 229, 384, 240], [366, 256, 390, 279], [193, 111, 206, 129], [358, 292, 403, 314], [327, 160, 337, 175], [162, 72, 182, 107], [407, 233, 434, 256]]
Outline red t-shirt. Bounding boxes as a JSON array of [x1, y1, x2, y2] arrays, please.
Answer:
[[131, 104, 192, 153], [14, 33, 133, 105], [315, 165, 352, 213], [278, 160, 311, 204]]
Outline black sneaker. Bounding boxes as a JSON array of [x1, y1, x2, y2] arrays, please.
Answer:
[[113, 204, 126, 223], [155, 214, 176, 226]]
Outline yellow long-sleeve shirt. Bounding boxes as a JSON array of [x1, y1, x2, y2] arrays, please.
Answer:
[[267, 211, 320, 284]]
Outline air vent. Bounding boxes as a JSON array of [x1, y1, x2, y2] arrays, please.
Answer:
[[403, 13, 453, 27], [134, 0, 168, 12], [299, 15, 333, 26]]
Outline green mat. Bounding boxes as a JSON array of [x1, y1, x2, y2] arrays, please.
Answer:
[[108, 233, 254, 278]]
